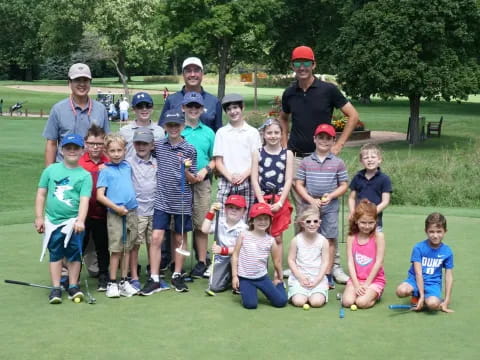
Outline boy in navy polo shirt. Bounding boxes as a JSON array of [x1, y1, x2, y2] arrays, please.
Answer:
[[348, 143, 392, 231], [140, 110, 198, 295], [97, 133, 139, 298]]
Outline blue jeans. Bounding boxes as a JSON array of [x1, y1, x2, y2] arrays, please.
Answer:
[[239, 275, 287, 309]]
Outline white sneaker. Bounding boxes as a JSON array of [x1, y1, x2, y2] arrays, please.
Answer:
[[282, 269, 291, 278], [106, 282, 120, 298], [119, 281, 138, 297], [332, 265, 350, 284]]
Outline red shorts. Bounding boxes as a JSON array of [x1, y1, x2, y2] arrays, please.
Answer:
[[263, 194, 293, 237]]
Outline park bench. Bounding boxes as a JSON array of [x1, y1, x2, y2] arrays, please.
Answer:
[[427, 116, 443, 137]]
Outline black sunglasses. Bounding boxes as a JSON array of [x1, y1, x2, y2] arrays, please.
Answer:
[[185, 103, 202, 109], [135, 103, 153, 109]]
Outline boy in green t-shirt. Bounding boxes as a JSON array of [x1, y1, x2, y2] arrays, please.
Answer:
[[35, 134, 93, 304]]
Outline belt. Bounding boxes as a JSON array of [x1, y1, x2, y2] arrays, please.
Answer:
[[294, 151, 313, 158]]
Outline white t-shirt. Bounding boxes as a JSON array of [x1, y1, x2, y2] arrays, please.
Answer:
[[119, 100, 129, 111]]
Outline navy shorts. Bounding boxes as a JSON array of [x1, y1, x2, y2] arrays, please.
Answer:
[[153, 209, 193, 233], [319, 211, 338, 239], [48, 226, 83, 262]]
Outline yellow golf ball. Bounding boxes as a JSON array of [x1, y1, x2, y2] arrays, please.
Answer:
[[74, 297, 81, 303], [350, 304, 357, 311], [303, 304, 310, 310]]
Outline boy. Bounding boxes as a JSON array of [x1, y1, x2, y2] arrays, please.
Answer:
[[348, 143, 392, 231], [181, 92, 216, 278], [140, 110, 197, 295], [201, 195, 248, 293], [395, 213, 454, 312], [127, 129, 169, 292], [97, 133, 139, 298], [213, 93, 262, 216], [79, 125, 110, 291], [295, 124, 349, 288], [35, 134, 92, 304]]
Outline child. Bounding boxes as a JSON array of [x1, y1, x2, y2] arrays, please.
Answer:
[[79, 125, 110, 291], [97, 133, 139, 298], [213, 93, 262, 216], [181, 92, 216, 278], [395, 213, 454, 312], [35, 134, 92, 304], [201, 195, 248, 292], [348, 143, 392, 231], [295, 124, 349, 288], [287, 207, 330, 308], [231, 203, 287, 309], [140, 110, 197, 295], [342, 200, 386, 309], [251, 118, 294, 278]]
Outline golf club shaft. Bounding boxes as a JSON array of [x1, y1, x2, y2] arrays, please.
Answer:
[[78, 232, 96, 304], [208, 210, 221, 290], [388, 304, 413, 309], [5, 279, 54, 290]]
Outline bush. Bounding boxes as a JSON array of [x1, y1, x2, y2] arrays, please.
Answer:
[[246, 75, 295, 88], [143, 75, 179, 83]]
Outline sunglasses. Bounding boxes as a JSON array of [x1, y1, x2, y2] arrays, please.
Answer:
[[292, 60, 313, 68], [304, 219, 320, 224], [135, 103, 153, 109], [185, 103, 202, 109]]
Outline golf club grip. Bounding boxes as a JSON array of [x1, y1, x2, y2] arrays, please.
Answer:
[[339, 307, 345, 318], [213, 209, 220, 245], [5, 279, 30, 286], [389, 304, 412, 309]]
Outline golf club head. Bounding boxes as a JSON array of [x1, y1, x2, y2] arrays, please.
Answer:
[[87, 297, 96, 305], [336, 292, 342, 300], [175, 248, 191, 257]]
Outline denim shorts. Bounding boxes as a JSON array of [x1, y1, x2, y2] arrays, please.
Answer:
[[48, 226, 82, 262]]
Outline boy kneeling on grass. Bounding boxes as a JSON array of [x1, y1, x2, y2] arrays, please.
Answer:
[[35, 134, 92, 304]]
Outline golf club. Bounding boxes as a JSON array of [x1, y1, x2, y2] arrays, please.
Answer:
[[205, 209, 220, 296], [78, 233, 96, 304], [336, 292, 345, 319], [388, 304, 415, 310], [5, 279, 55, 290], [176, 155, 191, 257]]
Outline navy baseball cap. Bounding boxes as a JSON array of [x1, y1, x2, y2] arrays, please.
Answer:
[[61, 134, 84, 148], [132, 92, 154, 107], [182, 92, 204, 106], [163, 110, 185, 125]]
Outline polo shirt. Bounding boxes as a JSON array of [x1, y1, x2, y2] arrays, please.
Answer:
[[128, 154, 157, 217], [213, 122, 262, 174], [296, 152, 348, 213], [349, 168, 392, 227], [119, 120, 165, 158], [79, 152, 109, 220], [282, 78, 348, 154], [43, 97, 109, 162], [209, 218, 248, 248], [158, 86, 223, 132], [97, 160, 138, 211], [182, 121, 215, 171], [153, 138, 197, 215]]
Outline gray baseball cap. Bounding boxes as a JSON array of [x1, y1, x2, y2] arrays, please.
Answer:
[[221, 93, 244, 111], [133, 129, 154, 143]]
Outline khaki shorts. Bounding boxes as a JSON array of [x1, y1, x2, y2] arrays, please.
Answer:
[[134, 215, 153, 245], [107, 210, 138, 252], [192, 179, 211, 228]]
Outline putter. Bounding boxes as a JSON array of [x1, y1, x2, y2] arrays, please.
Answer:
[[5, 279, 55, 290], [78, 233, 96, 304], [388, 304, 415, 310], [205, 209, 220, 296], [176, 155, 191, 257], [336, 292, 345, 319]]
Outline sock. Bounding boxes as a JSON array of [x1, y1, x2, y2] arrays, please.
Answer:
[[151, 275, 160, 282], [110, 279, 117, 283], [68, 284, 78, 289]]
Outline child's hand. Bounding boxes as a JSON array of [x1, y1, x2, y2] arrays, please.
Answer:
[[440, 302, 454, 313], [74, 220, 85, 233], [355, 285, 367, 296], [300, 276, 312, 288], [232, 276, 240, 291], [232, 173, 248, 185], [98, 163, 106, 171], [212, 243, 222, 255], [320, 193, 332, 206], [210, 202, 221, 212], [273, 278, 284, 286], [115, 205, 128, 216], [184, 158, 192, 168], [414, 296, 425, 311], [309, 197, 322, 208], [270, 202, 282, 213], [34, 218, 44, 233]]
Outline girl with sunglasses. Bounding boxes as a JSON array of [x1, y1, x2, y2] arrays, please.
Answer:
[[287, 206, 330, 308]]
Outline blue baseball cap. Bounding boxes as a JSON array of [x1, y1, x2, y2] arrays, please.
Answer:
[[61, 134, 84, 148], [163, 110, 185, 125], [182, 92, 204, 106], [132, 92, 154, 107]]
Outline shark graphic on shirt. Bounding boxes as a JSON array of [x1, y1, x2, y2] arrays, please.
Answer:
[[53, 177, 73, 207]]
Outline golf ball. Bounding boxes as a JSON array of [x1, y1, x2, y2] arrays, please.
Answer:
[[350, 304, 357, 311], [303, 304, 310, 310], [74, 297, 81, 303]]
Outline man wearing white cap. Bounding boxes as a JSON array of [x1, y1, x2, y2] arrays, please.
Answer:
[[159, 57, 222, 132], [43, 63, 110, 166]]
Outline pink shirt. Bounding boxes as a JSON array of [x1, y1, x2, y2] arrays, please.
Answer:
[[352, 234, 386, 286], [238, 231, 274, 279]]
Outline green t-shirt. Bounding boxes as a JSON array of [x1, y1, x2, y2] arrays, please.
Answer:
[[38, 162, 92, 224], [182, 121, 215, 170]]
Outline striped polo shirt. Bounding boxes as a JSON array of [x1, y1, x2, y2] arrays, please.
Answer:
[[238, 231, 274, 279], [153, 138, 197, 215], [295, 152, 348, 213]]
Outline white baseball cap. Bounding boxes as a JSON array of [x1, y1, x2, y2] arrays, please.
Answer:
[[68, 63, 92, 80], [182, 57, 203, 71]]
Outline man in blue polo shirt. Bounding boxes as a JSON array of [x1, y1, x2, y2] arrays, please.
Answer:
[[158, 57, 222, 132], [43, 63, 110, 166]]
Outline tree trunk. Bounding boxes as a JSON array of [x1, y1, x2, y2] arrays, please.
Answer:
[[111, 59, 129, 99], [217, 37, 230, 101], [172, 51, 178, 76], [408, 94, 421, 144]]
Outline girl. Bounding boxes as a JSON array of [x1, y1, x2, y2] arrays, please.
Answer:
[[288, 207, 330, 308], [342, 199, 386, 309], [231, 203, 288, 309], [251, 118, 294, 278]]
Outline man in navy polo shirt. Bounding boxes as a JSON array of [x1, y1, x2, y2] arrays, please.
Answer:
[[158, 57, 222, 132]]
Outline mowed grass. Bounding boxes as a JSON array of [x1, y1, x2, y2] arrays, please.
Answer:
[[0, 210, 479, 360]]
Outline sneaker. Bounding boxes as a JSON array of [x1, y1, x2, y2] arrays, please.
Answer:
[[119, 280, 138, 297], [332, 264, 350, 284], [130, 279, 142, 292], [97, 273, 108, 292], [327, 274, 335, 289], [139, 278, 161, 296], [67, 285, 84, 302], [282, 269, 291, 278], [171, 274, 189, 292], [159, 279, 171, 291], [49, 288, 62, 304], [190, 262, 207, 279], [60, 275, 69, 291], [203, 264, 212, 278], [106, 282, 120, 298]]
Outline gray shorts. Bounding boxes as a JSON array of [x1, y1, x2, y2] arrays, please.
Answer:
[[319, 211, 339, 239]]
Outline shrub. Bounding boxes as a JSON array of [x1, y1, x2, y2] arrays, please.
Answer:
[[143, 75, 179, 83]]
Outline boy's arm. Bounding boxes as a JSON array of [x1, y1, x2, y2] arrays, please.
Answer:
[[295, 179, 321, 208], [376, 192, 391, 214], [440, 269, 454, 313], [34, 188, 47, 233], [215, 156, 232, 182], [321, 181, 348, 206], [348, 190, 357, 220], [413, 261, 425, 311], [96, 187, 128, 216], [74, 196, 89, 233]]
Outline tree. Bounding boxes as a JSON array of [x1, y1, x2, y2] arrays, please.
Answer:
[[333, 0, 480, 144]]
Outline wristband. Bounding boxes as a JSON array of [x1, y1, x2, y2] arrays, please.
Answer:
[[205, 211, 215, 221], [221, 246, 229, 256]]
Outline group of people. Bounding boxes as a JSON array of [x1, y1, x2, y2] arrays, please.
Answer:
[[35, 47, 454, 312]]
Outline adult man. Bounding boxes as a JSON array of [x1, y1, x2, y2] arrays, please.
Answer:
[[279, 46, 359, 285], [119, 97, 130, 123], [158, 57, 222, 132], [43, 63, 110, 166]]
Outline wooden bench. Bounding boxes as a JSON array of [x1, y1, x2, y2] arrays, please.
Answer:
[[427, 116, 443, 137]]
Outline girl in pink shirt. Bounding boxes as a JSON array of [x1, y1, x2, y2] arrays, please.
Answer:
[[342, 199, 386, 309]]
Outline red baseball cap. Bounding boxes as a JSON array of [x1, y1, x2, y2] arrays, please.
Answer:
[[225, 195, 247, 209], [291, 46, 315, 61], [249, 203, 273, 219], [314, 124, 336, 137]]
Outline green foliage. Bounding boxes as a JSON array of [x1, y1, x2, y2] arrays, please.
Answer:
[[143, 75, 180, 84]]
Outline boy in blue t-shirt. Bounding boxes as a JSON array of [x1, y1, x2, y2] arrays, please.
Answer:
[[35, 134, 92, 304], [395, 213, 454, 312]]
